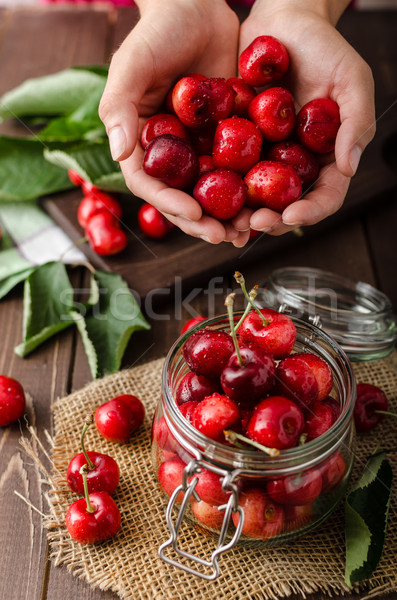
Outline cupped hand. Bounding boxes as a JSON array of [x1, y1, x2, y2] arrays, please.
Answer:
[[99, 0, 249, 246], [235, 1, 375, 236]]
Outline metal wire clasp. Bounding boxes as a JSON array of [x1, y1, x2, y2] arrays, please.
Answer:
[[158, 459, 244, 580]]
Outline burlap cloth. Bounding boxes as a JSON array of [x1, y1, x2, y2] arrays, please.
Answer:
[[43, 351, 397, 600]]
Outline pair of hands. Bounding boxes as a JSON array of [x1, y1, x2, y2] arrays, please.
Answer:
[[99, 0, 375, 247]]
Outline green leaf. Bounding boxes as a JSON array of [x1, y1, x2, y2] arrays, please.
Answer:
[[0, 69, 106, 122], [73, 270, 150, 378], [0, 137, 73, 201], [0, 268, 35, 300], [44, 140, 129, 193], [38, 83, 106, 142], [71, 65, 109, 77], [345, 451, 393, 586], [14, 262, 75, 357]]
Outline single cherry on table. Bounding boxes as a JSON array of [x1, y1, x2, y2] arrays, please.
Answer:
[[95, 393, 145, 443], [0, 375, 26, 427]]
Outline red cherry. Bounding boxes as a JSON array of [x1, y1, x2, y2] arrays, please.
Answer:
[[152, 414, 179, 454], [198, 155, 216, 177], [190, 126, 216, 155], [183, 329, 234, 378], [0, 375, 26, 426], [204, 77, 236, 123], [220, 344, 275, 405], [293, 352, 333, 401], [238, 35, 289, 87], [274, 356, 319, 410], [180, 315, 207, 334], [172, 76, 213, 128], [232, 487, 285, 540], [284, 503, 313, 531], [188, 468, 230, 506], [81, 180, 101, 196], [246, 396, 305, 450], [354, 383, 388, 433], [175, 371, 220, 405], [212, 117, 263, 175], [245, 160, 302, 213], [143, 134, 199, 190], [158, 456, 187, 503], [304, 400, 336, 441], [65, 490, 121, 544], [248, 87, 296, 142], [85, 212, 127, 256], [321, 395, 341, 421], [193, 168, 246, 220], [238, 307, 297, 360], [95, 394, 145, 443], [192, 393, 241, 442], [296, 98, 340, 154], [178, 399, 200, 423], [226, 77, 257, 118], [140, 113, 189, 149], [137, 203, 174, 239], [191, 499, 224, 529], [68, 168, 85, 187], [319, 451, 346, 494], [267, 468, 322, 505], [266, 141, 320, 189], [77, 191, 122, 229], [67, 451, 120, 496]]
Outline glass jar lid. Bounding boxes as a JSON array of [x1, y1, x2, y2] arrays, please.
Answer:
[[259, 267, 397, 361]]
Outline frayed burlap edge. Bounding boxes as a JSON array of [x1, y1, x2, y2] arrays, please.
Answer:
[[38, 353, 396, 600]]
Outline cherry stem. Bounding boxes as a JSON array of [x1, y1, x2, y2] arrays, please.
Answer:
[[299, 433, 308, 445], [235, 286, 259, 332], [375, 410, 397, 418], [81, 414, 95, 470], [225, 293, 244, 367], [224, 429, 280, 457], [80, 465, 95, 514], [234, 271, 268, 327]]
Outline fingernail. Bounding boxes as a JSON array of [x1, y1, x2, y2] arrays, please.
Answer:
[[349, 145, 362, 175], [109, 126, 126, 161], [282, 220, 302, 227], [200, 235, 212, 243]]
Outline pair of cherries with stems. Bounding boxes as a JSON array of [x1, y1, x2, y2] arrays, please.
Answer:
[[69, 169, 127, 256], [65, 414, 121, 545]]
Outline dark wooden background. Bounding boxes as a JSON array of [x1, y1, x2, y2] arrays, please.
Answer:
[[0, 5, 396, 600]]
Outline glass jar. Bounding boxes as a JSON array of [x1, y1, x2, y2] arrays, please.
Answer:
[[152, 312, 356, 580], [258, 267, 397, 362]]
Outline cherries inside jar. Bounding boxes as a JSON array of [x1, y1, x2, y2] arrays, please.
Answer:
[[152, 310, 356, 579]]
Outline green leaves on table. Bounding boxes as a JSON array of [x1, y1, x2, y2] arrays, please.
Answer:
[[14, 262, 150, 379], [0, 64, 127, 199], [345, 451, 393, 586], [71, 270, 150, 378], [14, 262, 75, 358], [0, 136, 73, 201], [0, 67, 107, 122], [44, 140, 129, 194]]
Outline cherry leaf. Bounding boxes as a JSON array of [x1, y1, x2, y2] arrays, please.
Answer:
[[71, 270, 150, 378], [345, 451, 393, 586], [14, 262, 75, 358]]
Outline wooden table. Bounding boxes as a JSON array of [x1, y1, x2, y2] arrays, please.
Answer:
[[0, 5, 396, 600]]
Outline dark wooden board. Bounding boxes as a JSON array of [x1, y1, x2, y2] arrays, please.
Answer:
[[41, 10, 397, 302]]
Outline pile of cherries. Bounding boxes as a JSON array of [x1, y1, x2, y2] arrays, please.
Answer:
[[153, 274, 391, 540], [64, 393, 144, 545], [141, 35, 341, 220], [69, 169, 174, 251]]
